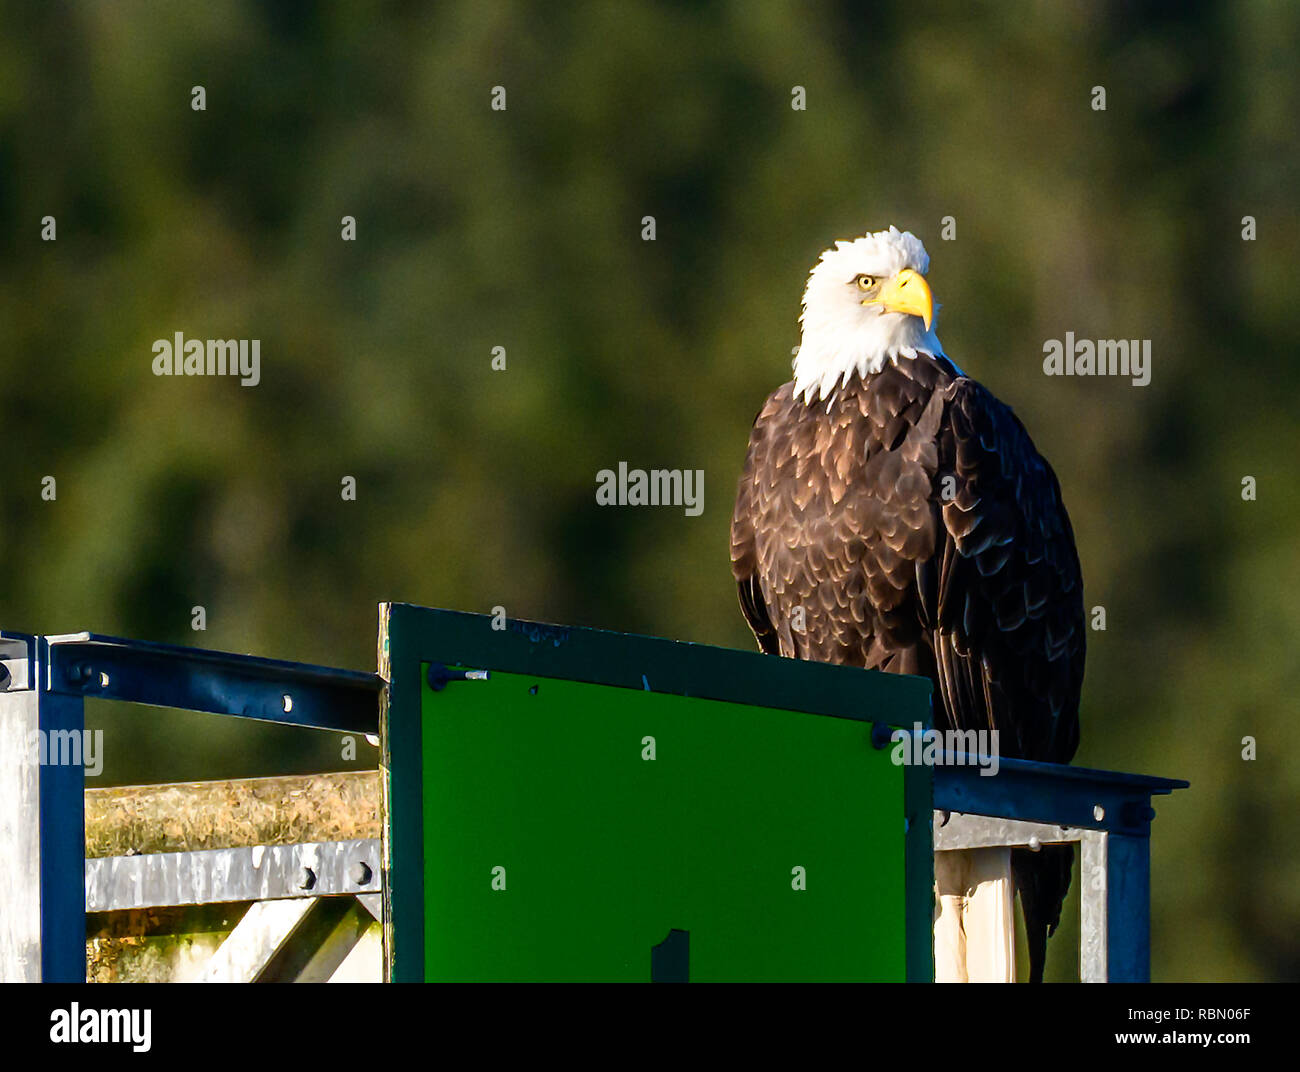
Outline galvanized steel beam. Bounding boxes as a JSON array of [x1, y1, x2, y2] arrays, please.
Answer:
[[86, 838, 382, 911]]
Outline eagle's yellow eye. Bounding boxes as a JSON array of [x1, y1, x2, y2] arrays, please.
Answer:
[[855, 274, 876, 290]]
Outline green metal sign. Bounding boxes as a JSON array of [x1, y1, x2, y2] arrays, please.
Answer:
[[381, 603, 933, 982]]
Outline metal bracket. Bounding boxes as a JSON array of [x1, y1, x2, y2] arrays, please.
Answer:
[[934, 811, 1157, 981], [426, 663, 491, 691]]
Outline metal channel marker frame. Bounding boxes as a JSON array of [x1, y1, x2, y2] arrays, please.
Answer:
[[0, 614, 1188, 982], [932, 754, 1186, 982], [0, 629, 383, 981]]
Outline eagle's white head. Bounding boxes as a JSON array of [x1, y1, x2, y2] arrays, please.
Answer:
[[793, 226, 947, 403]]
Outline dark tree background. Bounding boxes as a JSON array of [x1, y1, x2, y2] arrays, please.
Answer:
[[1, 0, 1296, 980]]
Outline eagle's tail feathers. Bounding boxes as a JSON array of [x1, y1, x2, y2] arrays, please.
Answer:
[[1013, 843, 1075, 984]]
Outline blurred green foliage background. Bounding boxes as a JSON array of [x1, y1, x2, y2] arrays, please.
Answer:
[[1, 0, 1297, 981]]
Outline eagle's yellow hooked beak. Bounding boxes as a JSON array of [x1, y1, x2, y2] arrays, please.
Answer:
[[865, 267, 933, 330]]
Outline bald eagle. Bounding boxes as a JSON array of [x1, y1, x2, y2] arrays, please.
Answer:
[[730, 227, 1085, 983]]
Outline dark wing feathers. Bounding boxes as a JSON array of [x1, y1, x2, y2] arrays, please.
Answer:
[[935, 377, 1084, 761], [730, 353, 1085, 982]]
